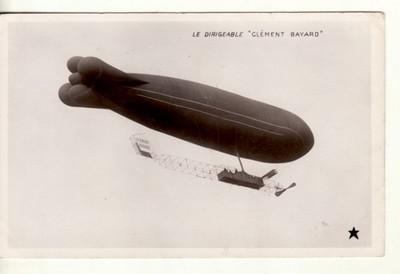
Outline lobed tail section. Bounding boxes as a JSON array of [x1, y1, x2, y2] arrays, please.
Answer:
[[58, 56, 147, 108], [58, 82, 107, 108]]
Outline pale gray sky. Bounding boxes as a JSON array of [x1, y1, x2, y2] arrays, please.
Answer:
[[7, 14, 371, 248]]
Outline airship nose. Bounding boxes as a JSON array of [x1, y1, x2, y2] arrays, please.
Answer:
[[268, 117, 314, 163], [301, 122, 314, 154], [290, 119, 314, 160]]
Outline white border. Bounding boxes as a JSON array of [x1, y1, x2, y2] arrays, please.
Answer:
[[0, 14, 9, 260], [1, 0, 399, 271]]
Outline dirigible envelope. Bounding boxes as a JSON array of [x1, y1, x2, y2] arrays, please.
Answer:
[[59, 56, 314, 163]]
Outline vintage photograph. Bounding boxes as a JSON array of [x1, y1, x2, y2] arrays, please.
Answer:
[[0, 12, 384, 257]]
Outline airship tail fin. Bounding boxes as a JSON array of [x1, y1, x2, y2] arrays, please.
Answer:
[[68, 56, 147, 87], [59, 83, 107, 109]]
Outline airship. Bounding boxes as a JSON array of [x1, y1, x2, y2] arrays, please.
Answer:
[[59, 56, 314, 191]]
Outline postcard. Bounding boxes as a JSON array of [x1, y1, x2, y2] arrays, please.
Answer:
[[0, 12, 384, 257]]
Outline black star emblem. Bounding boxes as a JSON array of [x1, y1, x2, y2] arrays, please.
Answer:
[[348, 227, 359, 240]]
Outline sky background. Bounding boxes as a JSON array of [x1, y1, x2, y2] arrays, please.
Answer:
[[6, 14, 372, 248]]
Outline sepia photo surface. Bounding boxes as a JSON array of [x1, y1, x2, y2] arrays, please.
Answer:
[[0, 13, 384, 257]]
